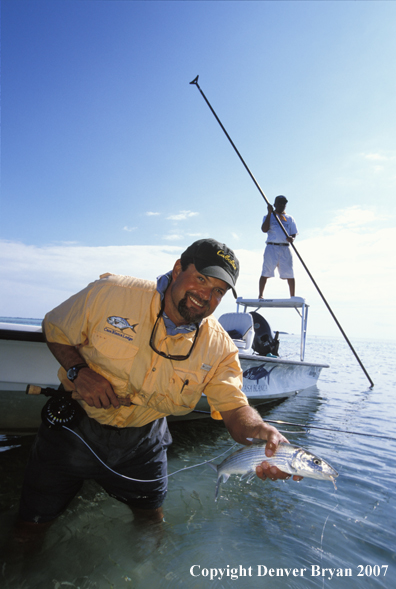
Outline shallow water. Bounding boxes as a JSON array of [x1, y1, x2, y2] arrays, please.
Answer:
[[1, 335, 396, 588]]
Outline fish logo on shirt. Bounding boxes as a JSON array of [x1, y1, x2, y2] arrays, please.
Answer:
[[107, 316, 139, 333]]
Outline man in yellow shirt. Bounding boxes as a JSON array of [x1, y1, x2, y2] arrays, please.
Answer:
[[17, 239, 296, 538]]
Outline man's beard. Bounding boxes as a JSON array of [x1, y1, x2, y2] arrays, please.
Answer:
[[177, 292, 209, 324]]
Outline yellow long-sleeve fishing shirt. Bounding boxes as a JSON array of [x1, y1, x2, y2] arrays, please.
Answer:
[[43, 274, 248, 428]]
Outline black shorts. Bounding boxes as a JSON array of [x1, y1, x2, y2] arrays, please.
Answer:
[[19, 414, 172, 523]]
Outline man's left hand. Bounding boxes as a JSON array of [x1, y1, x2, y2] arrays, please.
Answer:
[[221, 406, 303, 482], [255, 431, 303, 482]]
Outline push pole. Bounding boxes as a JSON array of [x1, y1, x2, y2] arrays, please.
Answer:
[[190, 75, 374, 388]]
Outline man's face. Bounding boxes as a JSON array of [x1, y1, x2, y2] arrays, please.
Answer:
[[165, 261, 228, 325], [274, 199, 287, 213]]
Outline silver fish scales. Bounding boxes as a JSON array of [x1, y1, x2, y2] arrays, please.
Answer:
[[212, 440, 338, 501]]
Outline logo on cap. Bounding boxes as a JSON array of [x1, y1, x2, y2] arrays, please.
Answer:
[[217, 249, 237, 271]]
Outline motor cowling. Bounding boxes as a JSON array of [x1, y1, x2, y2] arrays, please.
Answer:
[[250, 311, 280, 357]]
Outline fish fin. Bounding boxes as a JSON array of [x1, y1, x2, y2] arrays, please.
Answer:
[[214, 473, 230, 502], [290, 457, 301, 473], [207, 462, 217, 472], [246, 438, 266, 445], [240, 470, 255, 481]]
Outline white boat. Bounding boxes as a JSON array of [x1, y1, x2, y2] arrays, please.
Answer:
[[0, 297, 328, 431], [221, 297, 328, 408]]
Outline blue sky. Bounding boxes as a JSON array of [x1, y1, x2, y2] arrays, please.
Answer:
[[1, 0, 396, 341]]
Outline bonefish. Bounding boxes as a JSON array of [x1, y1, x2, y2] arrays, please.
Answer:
[[210, 440, 338, 501]]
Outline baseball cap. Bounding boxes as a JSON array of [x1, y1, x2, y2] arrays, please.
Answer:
[[274, 195, 288, 204], [180, 239, 239, 298]]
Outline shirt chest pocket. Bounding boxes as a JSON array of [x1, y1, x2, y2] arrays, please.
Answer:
[[144, 366, 208, 415], [168, 366, 208, 408], [89, 331, 139, 392]]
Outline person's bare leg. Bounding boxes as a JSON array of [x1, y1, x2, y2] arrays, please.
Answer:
[[287, 278, 295, 297], [259, 276, 268, 299]]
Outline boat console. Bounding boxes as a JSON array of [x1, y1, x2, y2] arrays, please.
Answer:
[[235, 297, 309, 362]]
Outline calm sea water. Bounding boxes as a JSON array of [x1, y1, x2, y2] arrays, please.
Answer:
[[1, 324, 395, 588]]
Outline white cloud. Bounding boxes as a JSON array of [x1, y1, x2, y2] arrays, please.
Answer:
[[0, 241, 181, 318], [323, 205, 386, 233], [186, 233, 206, 238], [360, 152, 396, 176], [163, 234, 184, 241], [334, 151, 396, 191], [122, 226, 137, 232], [362, 152, 396, 162], [166, 211, 199, 221], [222, 213, 396, 339], [145, 211, 161, 216], [1, 207, 395, 339]]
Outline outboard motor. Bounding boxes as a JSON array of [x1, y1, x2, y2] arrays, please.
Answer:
[[250, 312, 280, 357]]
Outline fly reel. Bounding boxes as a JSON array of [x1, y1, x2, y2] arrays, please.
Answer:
[[41, 394, 83, 429]]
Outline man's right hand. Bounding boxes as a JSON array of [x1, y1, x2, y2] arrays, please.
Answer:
[[43, 339, 122, 410], [74, 367, 120, 409]]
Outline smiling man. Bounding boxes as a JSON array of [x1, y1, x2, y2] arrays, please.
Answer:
[[17, 238, 292, 540]]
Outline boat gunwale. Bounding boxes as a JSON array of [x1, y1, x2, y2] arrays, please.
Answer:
[[0, 328, 45, 343], [239, 352, 329, 369], [1, 327, 329, 368]]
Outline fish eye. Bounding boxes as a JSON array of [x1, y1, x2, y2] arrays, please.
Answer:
[[313, 459, 321, 465]]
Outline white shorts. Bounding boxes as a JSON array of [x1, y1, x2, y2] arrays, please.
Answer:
[[261, 244, 294, 279]]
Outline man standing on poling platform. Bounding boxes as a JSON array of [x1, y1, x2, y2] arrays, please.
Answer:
[[259, 195, 298, 298]]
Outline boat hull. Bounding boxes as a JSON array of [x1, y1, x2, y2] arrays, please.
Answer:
[[240, 354, 326, 401], [0, 331, 61, 432], [168, 355, 327, 422], [0, 328, 327, 431]]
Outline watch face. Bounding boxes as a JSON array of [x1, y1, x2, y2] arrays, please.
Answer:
[[67, 367, 78, 381], [67, 364, 87, 382]]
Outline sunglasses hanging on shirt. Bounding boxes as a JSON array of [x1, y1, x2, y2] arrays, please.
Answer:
[[149, 300, 200, 361]]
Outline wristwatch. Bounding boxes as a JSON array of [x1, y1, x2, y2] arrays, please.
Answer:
[[66, 363, 88, 382]]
